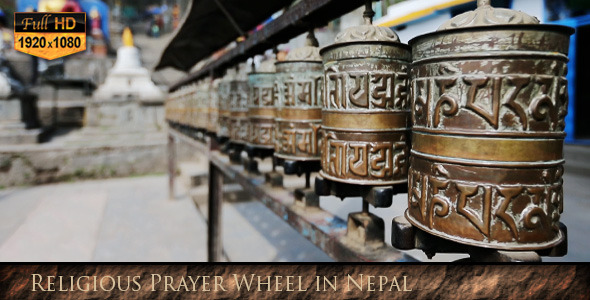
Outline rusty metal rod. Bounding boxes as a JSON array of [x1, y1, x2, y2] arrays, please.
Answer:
[[167, 134, 176, 200], [208, 162, 224, 262], [210, 151, 417, 262]]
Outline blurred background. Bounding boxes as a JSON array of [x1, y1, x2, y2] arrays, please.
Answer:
[[0, 0, 588, 262]]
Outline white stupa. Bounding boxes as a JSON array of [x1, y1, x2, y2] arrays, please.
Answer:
[[93, 28, 164, 103], [0, 73, 41, 144]]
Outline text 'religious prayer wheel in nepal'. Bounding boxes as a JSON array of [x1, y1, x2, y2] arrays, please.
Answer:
[[275, 40, 323, 161], [248, 58, 278, 149], [229, 65, 250, 145], [217, 70, 234, 140], [406, 0, 574, 250], [319, 18, 411, 186]]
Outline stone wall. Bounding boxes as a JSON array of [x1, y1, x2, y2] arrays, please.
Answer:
[[0, 133, 198, 187]]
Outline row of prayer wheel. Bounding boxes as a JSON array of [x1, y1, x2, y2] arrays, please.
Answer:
[[165, 79, 218, 134], [165, 0, 573, 251]]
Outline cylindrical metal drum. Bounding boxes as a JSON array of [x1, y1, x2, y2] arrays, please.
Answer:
[[196, 80, 208, 130], [165, 90, 174, 123], [171, 87, 181, 125], [275, 37, 323, 161], [406, 0, 574, 250], [217, 71, 233, 139], [229, 64, 250, 144], [319, 16, 411, 186], [188, 82, 197, 129], [208, 79, 220, 134], [180, 85, 191, 126], [248, 58, 277, 149]]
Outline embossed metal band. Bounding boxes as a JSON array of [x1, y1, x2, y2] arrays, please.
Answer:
[[248, 107, 277, 118], [275, 120, 321, 160], [278, 108, 322, 121], [322, 111, 409, 131], [412, 132, 563, 162], [249, 117, 275, 147], [230, 112, 248, 118], [320, 131, 408, 186]]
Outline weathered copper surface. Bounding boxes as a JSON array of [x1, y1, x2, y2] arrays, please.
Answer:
[[247, 58, 277, 149], [275, 38, 323, 162], [217, 72, 232, 139], [319, 16, 411, 186], [169, 84, 194, 127], [195, 81, 208, 130], [165, 88, 180, 124], [229, 80, 249, 144], [228, 66, 250, 144], [406, 1, 574, 250], [207, 79, 220, 134]]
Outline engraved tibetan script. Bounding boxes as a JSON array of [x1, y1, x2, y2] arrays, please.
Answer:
[[251, 86, 276, 106], [408, 166, 563, 242], [325, 70, 408, 110], [323, 134, 407, 181], [412, 74, 568, 131], [283, 76, 322, 108], [278, 123, 321, 156]]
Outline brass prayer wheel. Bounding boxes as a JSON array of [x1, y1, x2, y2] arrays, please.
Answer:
[[165, 89, 177, 123], [228, 64, 250, 144], [195, 80, 208, 130], [406, 0, 574, 250], [182, 84, 194, 127], [217, 70, 234, 139], [275, 33, 323, 161], [171, 86, 182, 125], [247, 57, 277, 149], [319, 10, 411, 186], [208, 79, 220, 134]]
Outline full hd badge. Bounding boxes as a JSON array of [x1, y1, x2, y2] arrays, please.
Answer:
[[14, 12, 86, 60]]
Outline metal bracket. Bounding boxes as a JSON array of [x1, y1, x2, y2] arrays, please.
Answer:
[[283, 160, 321, 188], [346, 211, 385, 248], [314, 176, 406, 208], [283, 160, 321, 176], [242, 156, 259, 174], [391, 215, 568, 262], [294, 188, 319, 208], [227, 143, 244, 164], [264, 171, 283, 187], [245, 144, 275, 160]]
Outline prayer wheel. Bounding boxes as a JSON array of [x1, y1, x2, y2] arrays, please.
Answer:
[[195, 81, 207, 130], [208, 79, 220, 135], [247, 57, 278, 149], [229, 64, 250, 144], [181, 85, 192, 126], [406, 0, 574, 250], [275, 34, 323, 162], [165, 90, 175, 123], [217, 70, 234, 140], [319, 8, 411, 186]]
